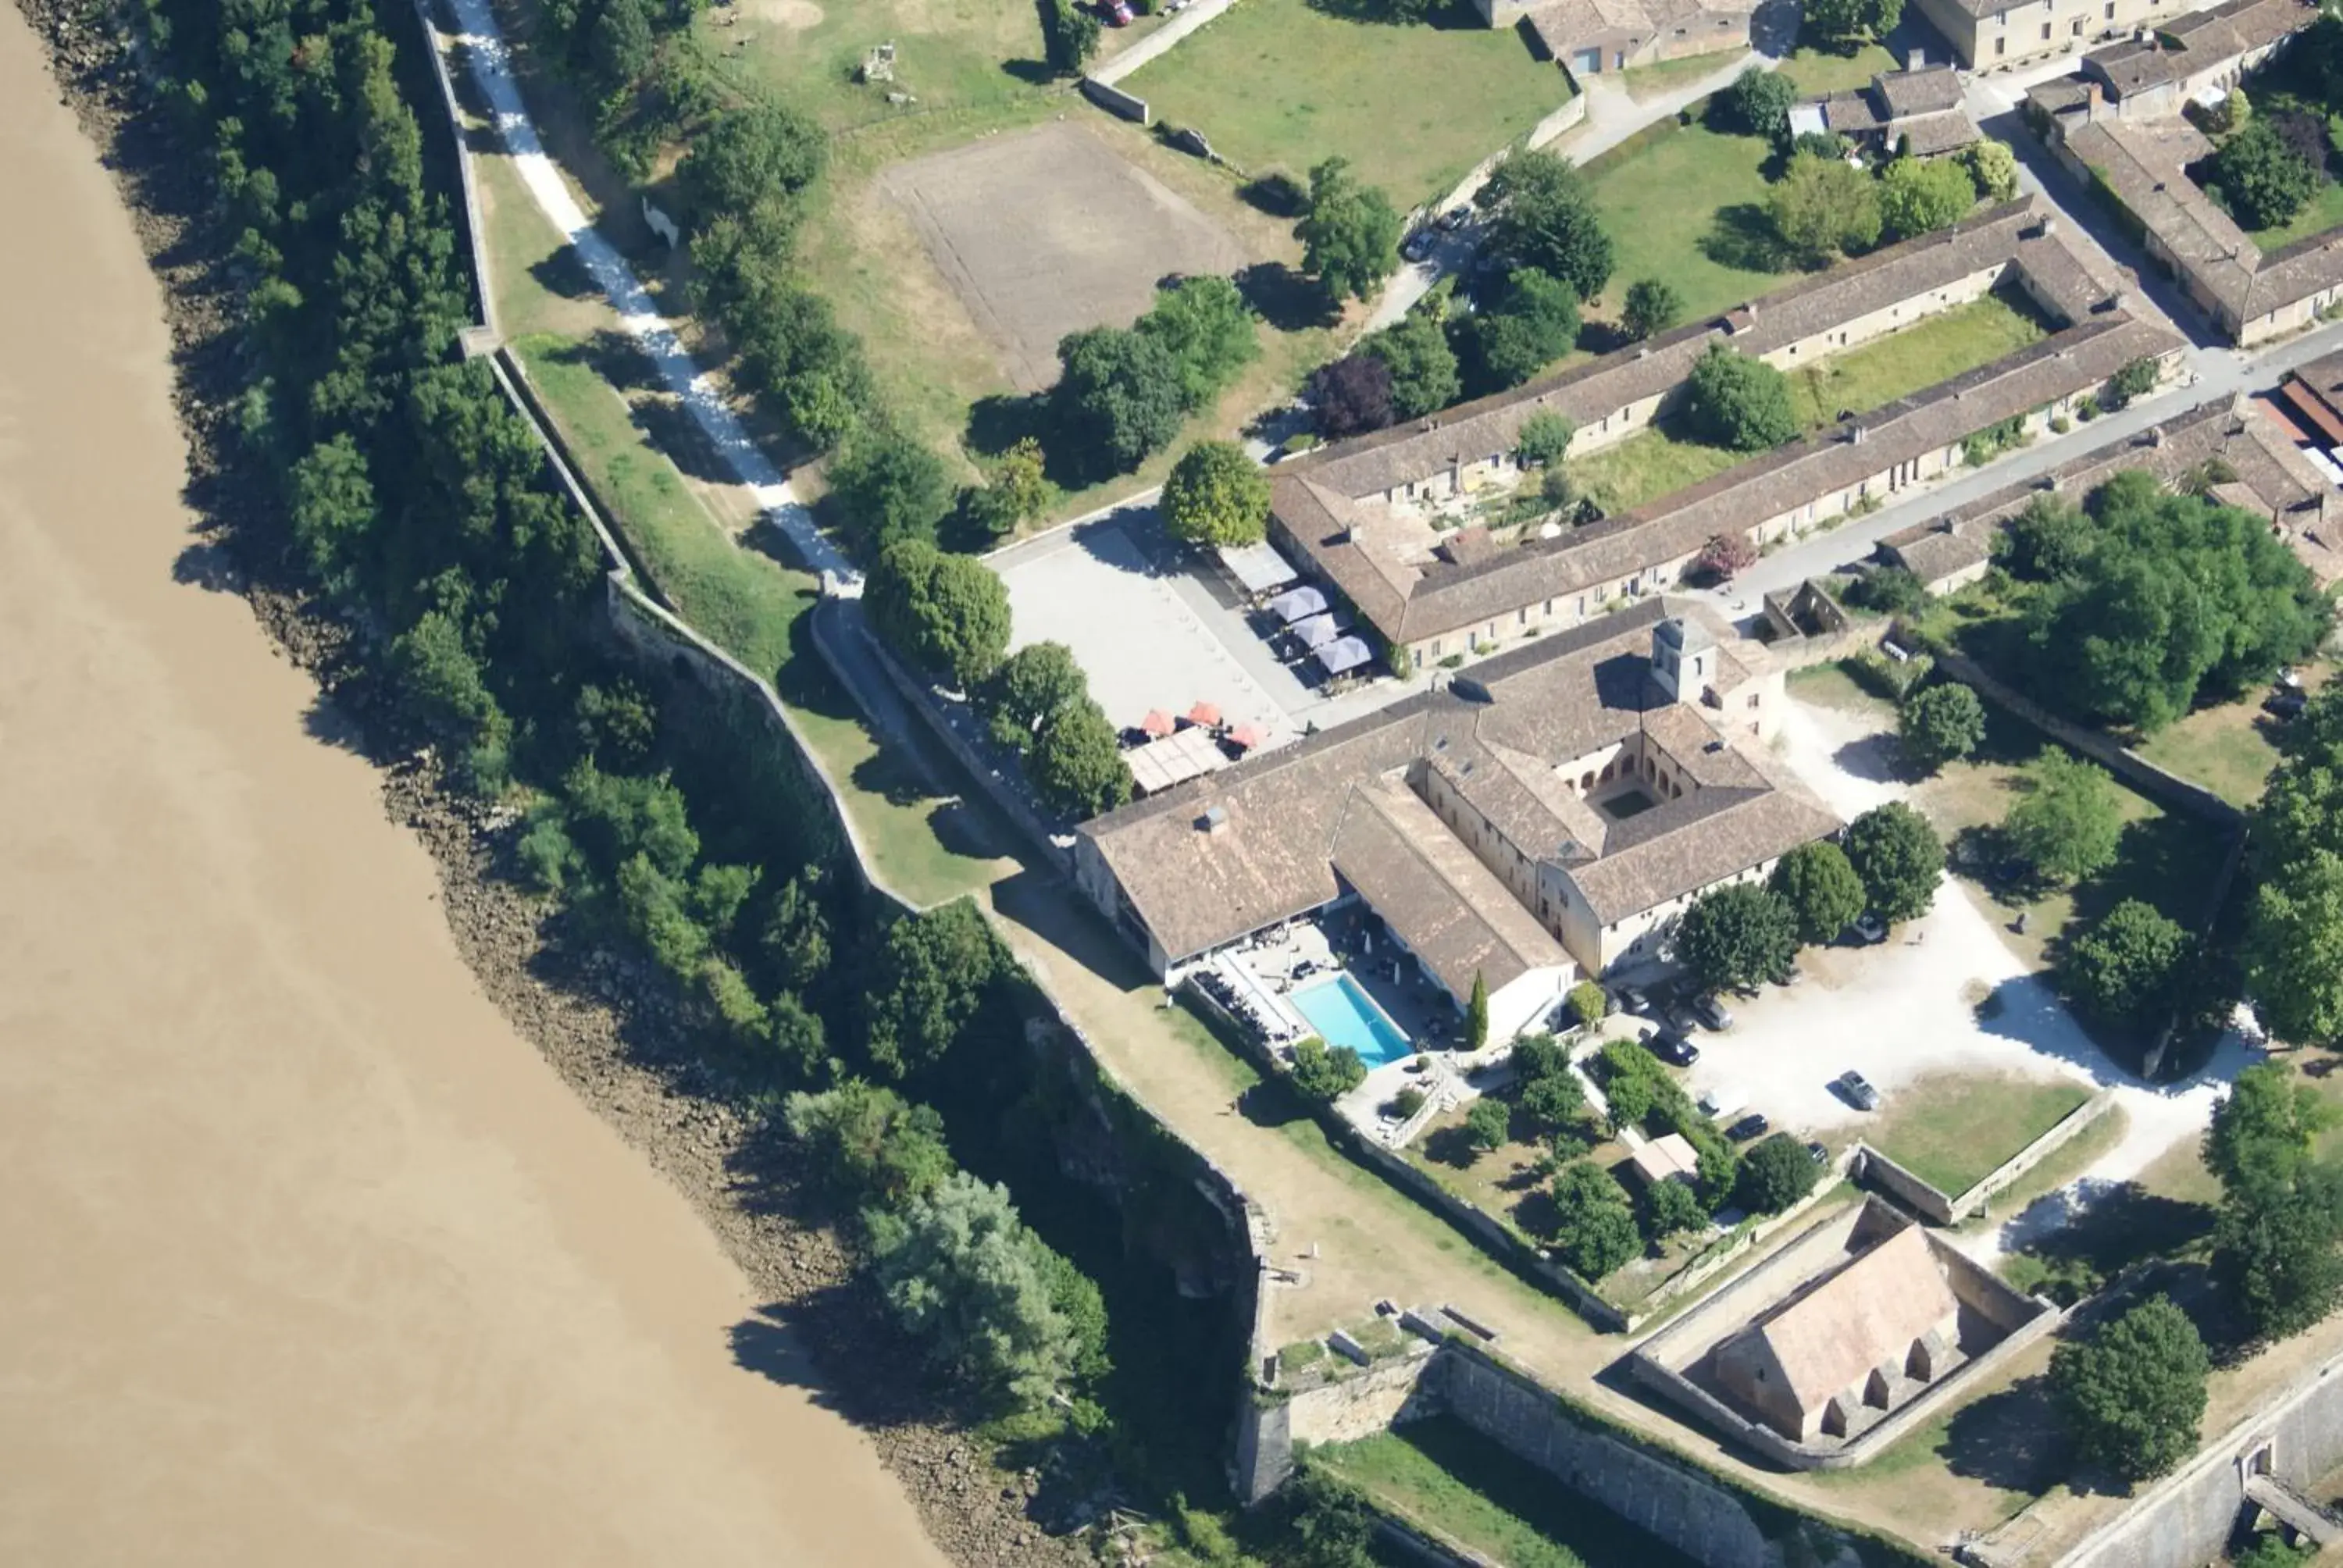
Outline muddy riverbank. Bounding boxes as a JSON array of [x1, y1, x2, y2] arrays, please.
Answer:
[[0, 4, 1081, 1563]]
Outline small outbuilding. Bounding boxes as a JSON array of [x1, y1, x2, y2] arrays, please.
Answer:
[[1628, 1132, 1703, 1188]]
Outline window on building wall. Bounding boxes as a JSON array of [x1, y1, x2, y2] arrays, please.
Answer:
[[1430, 640, 1443, 657], [1517, 608, 1528, 625], [2072, 16, 2082, 31], [1748, 693, 1761, 709], [1995, 35, 2006, 52], [2041, 21, 2051, 37]]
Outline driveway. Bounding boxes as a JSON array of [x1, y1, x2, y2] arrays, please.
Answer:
[[1677, 695, 2254, 1262]]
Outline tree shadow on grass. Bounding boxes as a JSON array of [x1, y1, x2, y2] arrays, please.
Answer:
[[1239, 171, 1310, 219], [1940, 1373, 2072, 1495], [529, 245, 601, 303], [966, 389, 1054, 457], [1999, 1180, 2218, 1304], [547, 328, 664, 394], [1236, 261, 1340, 333], [1000, 58, 1057, 84], [1422, 1124, 1483, 1167], [1508, 1188, 1560, 1242], [1701, 203, 1800, 276]]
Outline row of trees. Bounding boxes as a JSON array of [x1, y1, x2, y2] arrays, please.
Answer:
[[2244, 685, 2343, 1045], [865, 543, 1135, 815], [139, 0, 1126, 1441], [1674, 806, 1944, 995], [1050, 274, 1262, 483]]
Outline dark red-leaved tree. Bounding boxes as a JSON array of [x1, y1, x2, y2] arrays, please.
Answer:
[[1307, 354, 1396, 440]]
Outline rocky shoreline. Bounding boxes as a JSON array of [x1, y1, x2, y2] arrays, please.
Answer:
[[12, 6, 1086, 1563]]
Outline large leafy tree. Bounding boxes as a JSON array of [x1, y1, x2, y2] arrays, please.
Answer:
[[1361, 311, 1461, 419], [1474, 151, 1615, 301], [1843, 802, 1944, 923], [2245, 850, 2343, 1046], [1685, 344, 1799, 452], [865, 1171, 1097, 1411], [1297, 158, 1403, 304], [1878, 155, 1977, 241], [1040, 0, 1101, 73], [1768, 151, 1883, 263], [1459, 267, 1582, 393], [1291, 1037, 1368, 1099], [1161, 440, 1271, 547], [1738, 1133, 1821, 1213], [784, 1079, 954, 1206], [830, 424, 955, 551], [1899, 682, 1986, 773], [1676, 883, 1799, 993], [2059, 899, 2191, 1034], [1803, 0, 1904, 41], [1712, 66, 1797, 140], [1029, 698, 1133, 818], [865, 539, 1013, 690], [861, 899, 1002, 1079], [2005, 750, 2124, 886], [1307, 354, 1396, 440], [673, 100, 827, 222], [1546, 1161, 1641, 1278], [2050, 1295, 2209, 1484], [2212, 118, 2319, 230], [1050, 326, 1189, 478], [979, 641, 1089, 752], [1620, 277, 1684, 341], [1769, 840, 1867, 945], [2206, 1064, 2343, 1338], [1136, 274, 1260, 408]]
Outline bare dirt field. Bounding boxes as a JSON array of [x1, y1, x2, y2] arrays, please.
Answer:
[[880, 119, 1250, 390]]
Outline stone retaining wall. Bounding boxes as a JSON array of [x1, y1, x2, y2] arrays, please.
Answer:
[[1079, 77, 1150, 123], [411, 0, 498, 355], [1851, 1090, 2115, 1226]]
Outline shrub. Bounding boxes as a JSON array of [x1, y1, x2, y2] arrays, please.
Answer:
[[1712, 66, 1797, 140], [1878, 155, 1977, 241], [1898, 682, 1986, 772], [1515, 409, 1577, 468], [1307, 355, 1395, 440], [1643, 1177, 1707, 1242], [1392, 1085, 1428, 1119], [1518, 1071, 1585, 1133], [1841, 564, 1927, 614], [1298, 156, 1403, 303], [2059, 898, 2191, 1033], [1620, 276, 1684, 341], [1738, 1132, 1820, 1213], [1684, 344, 1799, 452], [1566, 978, 1608, 1027], [1464, 1095, 1511, 1151], [2102, 355, 2162, 412], [1291, 1036, 1367, 1099], [2209, 117, 2318, 230], [1767, 151, 1883, 262]]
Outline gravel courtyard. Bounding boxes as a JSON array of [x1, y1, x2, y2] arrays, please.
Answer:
[[1680, 694, 2253, 1260]]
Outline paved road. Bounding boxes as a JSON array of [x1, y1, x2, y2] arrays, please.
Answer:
[[440, 0, 854, 587]]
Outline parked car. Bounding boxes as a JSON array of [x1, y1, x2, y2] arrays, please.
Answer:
[[1849, 911, 1888, 946], [2267, 687, 2309, 720], [1103, 0, 1134, 23], [1614, 984, 1650, 1017], [1806, 1141, 1830, 1165], [1726, 1112, 1770, 1142], [1435, 205, 1471, 232], [1690, 993, 1734, 1032], [1401, 229, 1436, 262], [1835, 1071, 1881, 1111], [1645, 1028, 1699, 1067]]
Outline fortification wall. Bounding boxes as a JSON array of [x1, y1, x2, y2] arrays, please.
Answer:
[[2052, 1349, 2343, 1568]]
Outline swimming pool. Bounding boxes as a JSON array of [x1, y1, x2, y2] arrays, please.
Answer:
[[1290, 973, 1413, 1067]]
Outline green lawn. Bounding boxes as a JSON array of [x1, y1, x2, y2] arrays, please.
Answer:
[[1568, 291, 2047, 514], [1867, 1075, 2092, 1196], [514, 333, 814, 682], [2245, 174, 2343, 252], [1617, 47, 1746, 100], [1127, 0, 1572, 206], [1784, 290, 2052, 427], [2134, 664, 2326, 807], [1775, 39, 1899, 95], [698, 0, 1063, 135], [1582, 117, 1798, 324], [1316, 1419, 1699, 1568], [1568, 422, 1746, 513]]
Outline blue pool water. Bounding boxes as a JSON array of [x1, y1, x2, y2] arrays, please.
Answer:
[[1291, 973, 1413, 1067]]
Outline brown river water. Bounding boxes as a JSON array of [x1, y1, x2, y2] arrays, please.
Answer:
[[0, 10, 947, 1564]]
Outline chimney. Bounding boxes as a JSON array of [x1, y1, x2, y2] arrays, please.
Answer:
[[1906, 45, 1925, 70], [1849, 423, 1869, 444]]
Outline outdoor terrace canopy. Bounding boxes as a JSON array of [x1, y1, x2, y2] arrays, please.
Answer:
[[1267, 585, 1329, 624], [1218, 540, 1300, 597], [1125, 727, 1231, 796], [1315, 636, 1374, 676], [1289, 611, 1346, 650]]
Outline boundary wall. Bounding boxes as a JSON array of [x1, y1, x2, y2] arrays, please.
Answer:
[[1851, 1089, 2118, 1226]]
